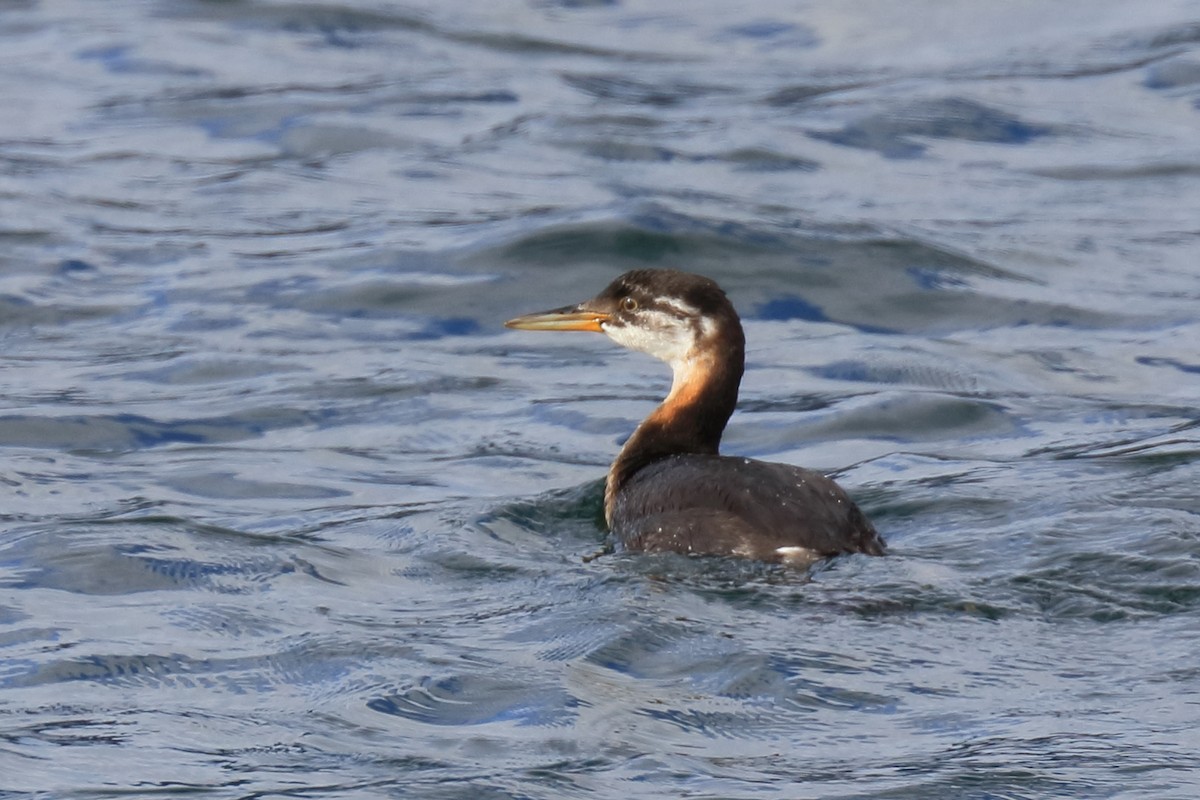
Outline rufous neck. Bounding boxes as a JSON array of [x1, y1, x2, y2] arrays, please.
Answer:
[[604, 336, 744, 522]]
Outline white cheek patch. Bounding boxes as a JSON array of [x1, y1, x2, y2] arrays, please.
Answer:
[[603, 310, 693, 364]]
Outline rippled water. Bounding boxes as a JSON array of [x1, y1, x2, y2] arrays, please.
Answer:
[[2, 1, 1199, 797]]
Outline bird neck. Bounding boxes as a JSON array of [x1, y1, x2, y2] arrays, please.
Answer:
[[605, 332, 744, 524]]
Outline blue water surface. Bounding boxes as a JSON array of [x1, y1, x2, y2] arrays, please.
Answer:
[[1, 1, 1198, 798]]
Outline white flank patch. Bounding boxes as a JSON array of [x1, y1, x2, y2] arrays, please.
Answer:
[[775, 546, 820, 566]]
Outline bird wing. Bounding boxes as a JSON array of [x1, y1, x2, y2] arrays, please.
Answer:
[[611, 454, 883, 560]]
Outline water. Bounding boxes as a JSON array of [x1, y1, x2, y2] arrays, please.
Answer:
[[2, 0, 1199, 797]]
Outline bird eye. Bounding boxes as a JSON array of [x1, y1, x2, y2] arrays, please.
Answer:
[[621, 296, 638, 312]]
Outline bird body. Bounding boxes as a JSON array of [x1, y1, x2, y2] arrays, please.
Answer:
[[506, 268, 883, 564]]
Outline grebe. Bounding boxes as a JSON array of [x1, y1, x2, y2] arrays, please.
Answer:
[[505, 269, 884, 565]]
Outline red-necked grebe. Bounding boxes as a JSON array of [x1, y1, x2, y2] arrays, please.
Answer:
[[506, 268, 884, 565]]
